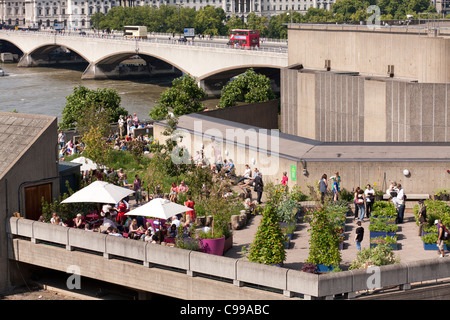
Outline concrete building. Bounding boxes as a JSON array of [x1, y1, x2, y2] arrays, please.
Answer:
[[152, 112, 450, 196], [0, 112, 59, 290], [281, 24, 450, 143]]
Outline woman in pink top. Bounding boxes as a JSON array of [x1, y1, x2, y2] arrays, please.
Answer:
[[281, 171, 288, 186], [169, 182, 178, 202]]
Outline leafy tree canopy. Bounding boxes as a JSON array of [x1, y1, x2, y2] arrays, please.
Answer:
[[218, 68, 276, 109], [60, 85, 127, 130], [149, 74, 207, 120]]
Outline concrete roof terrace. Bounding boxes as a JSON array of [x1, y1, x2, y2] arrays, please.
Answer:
[[168, 113, 450, 162]]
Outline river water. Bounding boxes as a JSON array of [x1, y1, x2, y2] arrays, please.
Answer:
[[0, 63, 218, 123]]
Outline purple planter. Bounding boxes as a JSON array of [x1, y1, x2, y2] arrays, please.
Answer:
[[199, 236, 225, 256]]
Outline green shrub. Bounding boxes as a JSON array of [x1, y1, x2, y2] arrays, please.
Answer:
[[349, 244, 400, 270]]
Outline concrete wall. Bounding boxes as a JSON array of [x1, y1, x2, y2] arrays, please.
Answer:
[[281, 68, 450, 143], [153, 120, 299, 190], [8, 217, 450, 299], [288, 25, 450, 83], [202, 100, 279, 130], [296, 160, 450, 195]]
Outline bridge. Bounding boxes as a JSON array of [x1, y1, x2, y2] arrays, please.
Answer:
[[0, 30, 288, 92]]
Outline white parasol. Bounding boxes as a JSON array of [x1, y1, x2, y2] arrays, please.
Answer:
[[125, 198, 192, 219], [70, 156, 105, 172], [61, 180, 134, 204]]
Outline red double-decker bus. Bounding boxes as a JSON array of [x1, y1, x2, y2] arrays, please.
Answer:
[[228, 29, 260, 49]]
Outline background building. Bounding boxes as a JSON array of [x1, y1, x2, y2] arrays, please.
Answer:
[[0, 0, 333, 30]]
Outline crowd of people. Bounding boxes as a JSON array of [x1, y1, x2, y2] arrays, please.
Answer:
[[39, 182, 197, 245], [57, 114, 155, 160]]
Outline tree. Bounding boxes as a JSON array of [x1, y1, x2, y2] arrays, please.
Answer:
[[149, 74, 206, 120], [306, 207, 342, 268], [82, 125, 111, 167], [246, 12, 269, 37], [60, 85, 127, 130], [218, 68, 276, 109], [248, 200, 286, 265], [194, 6, 227, 35]]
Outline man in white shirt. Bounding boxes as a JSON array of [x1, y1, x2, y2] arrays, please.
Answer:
[[237, 164, 251, 183], [364, 184, 375, 218], [395, 184, 405, 223]]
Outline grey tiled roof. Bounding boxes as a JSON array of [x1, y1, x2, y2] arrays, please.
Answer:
[[0, 112, 56, 178], [160, 113, 450, 162]]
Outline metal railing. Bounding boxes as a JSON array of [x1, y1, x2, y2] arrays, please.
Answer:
[[0, 29, 288, 54]]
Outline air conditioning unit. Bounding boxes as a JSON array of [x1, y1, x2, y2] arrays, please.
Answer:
[[388, 65, 394, 77], [324, 59, 331, 71]]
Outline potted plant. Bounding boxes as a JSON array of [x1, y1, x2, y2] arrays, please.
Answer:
[[348, 244, 400, 270], [248, 199, 286, 266], [197, 182, 236, 256], [370, 235, 398, 250], [306, 207, 341, 272], [422, 232, 449, 250], [369, 220, 398, 238], [433, 188, 449, 201]]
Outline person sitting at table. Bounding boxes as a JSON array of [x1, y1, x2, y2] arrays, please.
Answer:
[[166, 223, 177, 239], [171, 215, 181, 228], [74, 213, 84, 229], [100, 212, 118, 233], [54, 216, 67, 227], [110, 228, 123, 237], [143, 228, 153, 242], [128, 218, 140, 239], [84, 223, 93, 232], [50, 212, 59, 224]]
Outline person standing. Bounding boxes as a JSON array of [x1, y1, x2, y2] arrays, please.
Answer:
[[184, 193, 196, 222], [281, 171, 288, 186], [354, 220, 364, 251], [330, 171, 341, 202], [436, 219, 446, 258], [118, 115, 125, 138], [254, 172, 264, 204], [356, 189, 365, 221], [395, 184, 405, 223], [133, 113, 139, 127], [58, 131, 66, 149], [319, 174, 328, 204], [364, 184, 375, 218], [126, 115, 133, 137], [417, 200, 427, 236], [353, 187, 361, 219], [133, 174, 142, 206]]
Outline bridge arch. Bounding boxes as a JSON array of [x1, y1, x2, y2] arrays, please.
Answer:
[[197, 65, 282, 96], [82, 51, 187, 80], [16, 42, 90, 67]]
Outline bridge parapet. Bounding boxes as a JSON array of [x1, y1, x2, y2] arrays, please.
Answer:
[[7, 217, 450, 299]]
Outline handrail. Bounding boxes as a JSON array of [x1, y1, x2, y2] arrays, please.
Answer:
[[7, 216, 450, 299]]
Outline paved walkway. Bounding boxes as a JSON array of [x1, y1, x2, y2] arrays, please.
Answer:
[[129, 189, 444, 270], [224, 194, 444, 270]]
